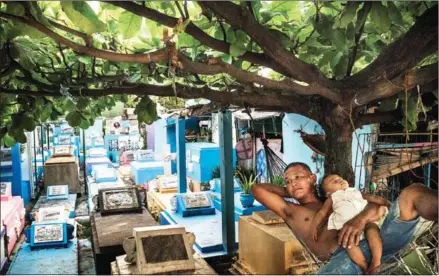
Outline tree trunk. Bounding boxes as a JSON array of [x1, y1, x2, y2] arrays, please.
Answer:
[[323, 116, 355, 185]]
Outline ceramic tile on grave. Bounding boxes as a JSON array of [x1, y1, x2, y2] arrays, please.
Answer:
[[175, 193, 215, 217], [98, 187, 142, 215], [37, 206, 66, 223], [1, 182, 12, 201], [30, 222, 68, 249], [47, 185, 69, 200], [134, 225, 195, 275]]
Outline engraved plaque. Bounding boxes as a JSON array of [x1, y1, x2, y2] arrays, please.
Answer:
[[58, 135, 71, 145], [47, 185, 68, 197], [33, 224, 64, 244], [134, 225, 195, 274], [181, 193, 211, 209], [38, 207, 65, 222], [141, 234, 189, 263], [137, 150, 154, 161], [98, 187, 142, 215]]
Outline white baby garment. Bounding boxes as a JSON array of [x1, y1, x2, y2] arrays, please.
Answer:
[[327, 187, 368, 230]]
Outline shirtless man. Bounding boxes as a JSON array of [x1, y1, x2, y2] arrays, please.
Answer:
[[252, 162, 438, 274]]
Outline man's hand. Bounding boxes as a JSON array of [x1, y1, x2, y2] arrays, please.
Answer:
[[338, 215, 366, 248]]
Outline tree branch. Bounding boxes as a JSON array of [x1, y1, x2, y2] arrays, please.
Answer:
[[353, 63, 438, 106], [106, 1, 287, 75], [198, 1, 332, 88], [346, 4, 438, 87], [179, 55, 342, 102], [1, 84, 320, 120], [0, 12, 168, 64]]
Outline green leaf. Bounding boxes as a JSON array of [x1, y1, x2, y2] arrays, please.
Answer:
[[6, 3, 45, 39], [118, 11, 143, 39], [61, 2, 106, 34], [76, 98, 89, 110], [370, 2, 390, 32], [3, 135, 16, 147], [330, 51, 344, 68], [319, 51, 336, 67], [11, 130, 26, 144], [177, 33, 199, 48], [79, 119, 90, 129], [78, 56, 92, 65], [229, 43, 246, 57], [335, 2, 360, 29], [226, 28, 236, 44], [387, 2, 404, 26], [220, 54, 233, 64]]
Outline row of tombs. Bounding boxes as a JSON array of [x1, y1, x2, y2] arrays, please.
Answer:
[[1, 134, 318, 275], [0, 117, 322, 274]]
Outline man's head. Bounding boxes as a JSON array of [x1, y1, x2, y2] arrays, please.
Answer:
[[321, 174, 349, 197], [283, 162, 317, 201]]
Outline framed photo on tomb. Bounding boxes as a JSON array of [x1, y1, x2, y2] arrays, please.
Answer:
[[98, 187, 142, 216], [133, 225, 195, 275], [30, 222, 68, 249]]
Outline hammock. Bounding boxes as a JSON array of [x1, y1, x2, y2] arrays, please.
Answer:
[[260, 138, 287, 182]]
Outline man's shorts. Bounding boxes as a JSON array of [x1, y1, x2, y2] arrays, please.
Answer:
[[317, 199, 420, 274]]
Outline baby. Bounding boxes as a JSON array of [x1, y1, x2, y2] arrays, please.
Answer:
[[310, 174, 390, 274]]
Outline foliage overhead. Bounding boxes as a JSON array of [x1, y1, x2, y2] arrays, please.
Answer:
[[0, 1, 437, 150]]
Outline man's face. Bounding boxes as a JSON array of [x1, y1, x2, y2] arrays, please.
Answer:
[[283, 165, 316, 200]]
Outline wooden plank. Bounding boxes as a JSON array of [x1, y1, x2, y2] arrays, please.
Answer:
[[45, 156, 77, 164], [373, 156, 438, 180], [251, 210, 284, 225], [114, 253, 216, 275]]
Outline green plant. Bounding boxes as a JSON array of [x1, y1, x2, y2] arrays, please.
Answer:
[[272, 175, 285, 186], [235, 166, 258, 194], [211, 166, 221, 179]]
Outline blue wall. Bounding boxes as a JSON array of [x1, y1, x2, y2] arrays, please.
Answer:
[[282, 113, 372, 189]]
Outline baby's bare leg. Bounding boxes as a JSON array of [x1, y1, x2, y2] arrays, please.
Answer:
[[346, 245, 368, 273], [365, 222, 382, 274]]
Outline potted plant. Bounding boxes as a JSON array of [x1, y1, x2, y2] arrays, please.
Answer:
[[272, 175, 285, 186], [235, 166, 258, 208], [210, 166, 221, 192]]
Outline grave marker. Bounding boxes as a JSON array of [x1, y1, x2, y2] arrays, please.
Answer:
[[134, 225, 195, 274], [47, 185, 69, 200], [38, 206, 66, 223], [98, 187, 142, 215], [175, 192, 215, 217], [30, 222, 68, 249]]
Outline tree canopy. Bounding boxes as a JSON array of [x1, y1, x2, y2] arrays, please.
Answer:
[[0, 2, 437, 169]]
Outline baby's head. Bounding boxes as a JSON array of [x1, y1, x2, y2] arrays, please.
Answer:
[[321, 174, 349, 197]]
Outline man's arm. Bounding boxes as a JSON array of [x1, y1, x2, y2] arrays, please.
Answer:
[[361, 193, 391, 208], [310, 197, 333, 242], [251, 184, 290, 220], [338, 202, 382, 248]]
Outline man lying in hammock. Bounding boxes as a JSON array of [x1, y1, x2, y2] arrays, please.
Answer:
[[252, 162, 438, 275]]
